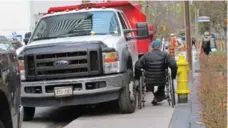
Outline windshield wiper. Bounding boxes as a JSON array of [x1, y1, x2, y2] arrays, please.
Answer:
[[33, 37, 57, 41], [65, 30, 91, 37], [33, 35, 68, 41], [67, 32, 117, 37]]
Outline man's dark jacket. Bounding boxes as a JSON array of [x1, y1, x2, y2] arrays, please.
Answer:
[[135, 50, 177, 85]]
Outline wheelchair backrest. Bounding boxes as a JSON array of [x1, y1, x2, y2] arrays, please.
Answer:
[[143, 53, 169, 86]]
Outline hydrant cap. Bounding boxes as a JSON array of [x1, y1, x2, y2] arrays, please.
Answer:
[[177, 54, 188, 65], [179, 54, 185, 59], [180, 55, 185, 59]]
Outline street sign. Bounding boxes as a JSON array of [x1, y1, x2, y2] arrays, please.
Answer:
[[162, 25, 166, 31], [198, 16, 210, 22]]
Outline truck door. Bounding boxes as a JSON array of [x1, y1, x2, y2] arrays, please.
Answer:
[[117, 12, 138, 66]]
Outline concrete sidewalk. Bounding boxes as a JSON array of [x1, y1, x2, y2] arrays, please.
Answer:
[[188, 73, 205, 128], [169, 50, 205, 128]]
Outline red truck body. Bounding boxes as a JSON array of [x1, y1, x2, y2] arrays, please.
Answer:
[[47, 1, 155, 55]]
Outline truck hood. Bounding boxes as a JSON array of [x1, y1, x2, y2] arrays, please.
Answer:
[[16, 35, 120, 55]]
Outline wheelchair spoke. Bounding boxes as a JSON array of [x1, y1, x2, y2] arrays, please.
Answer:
[[138, 77, 143, 109]]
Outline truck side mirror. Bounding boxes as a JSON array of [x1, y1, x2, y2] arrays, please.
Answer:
[[23, 38, 29, 45], [24, 32, 31, 45], [136, 22, 149, 39]]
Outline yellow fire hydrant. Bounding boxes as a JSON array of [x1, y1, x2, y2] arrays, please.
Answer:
[[176, 54, 190, 103]]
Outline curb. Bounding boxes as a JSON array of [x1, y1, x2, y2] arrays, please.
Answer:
[[169, 60, 204, 128], [168, 103, 191, 128], [168, 71, 193, 128]]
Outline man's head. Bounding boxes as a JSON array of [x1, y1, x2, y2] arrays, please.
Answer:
[[151, 40, 162, 50]]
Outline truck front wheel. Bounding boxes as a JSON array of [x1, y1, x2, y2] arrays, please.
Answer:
[[0, 120, 5, 128], [23, 107, 35, 121], [118, 69, 136, 113]]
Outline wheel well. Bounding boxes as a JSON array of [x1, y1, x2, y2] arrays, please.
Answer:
[[127, 56, 133, 70], [138, 54, 144, 59], [0, 91, 13, 128]]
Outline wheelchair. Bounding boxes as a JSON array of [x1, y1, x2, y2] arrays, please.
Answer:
[[137, 68, 176, 109]]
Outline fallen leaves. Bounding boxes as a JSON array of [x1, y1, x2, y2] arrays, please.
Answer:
[[198, 53, 227, 128]]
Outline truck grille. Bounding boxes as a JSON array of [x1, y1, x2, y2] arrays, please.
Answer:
[[25, 50, 102, 80]]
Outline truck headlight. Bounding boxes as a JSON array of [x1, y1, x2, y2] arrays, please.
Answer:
[[18, 60, 25, 80], [103, 52, 120, 74]]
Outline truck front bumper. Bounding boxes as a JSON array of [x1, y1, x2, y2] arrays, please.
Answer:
[[21, 73, 128, 107], [18, 106, 23, 128]]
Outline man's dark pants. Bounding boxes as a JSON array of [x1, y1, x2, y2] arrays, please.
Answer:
[[147, 85, 165, 97], [135, 69, 165, 100]]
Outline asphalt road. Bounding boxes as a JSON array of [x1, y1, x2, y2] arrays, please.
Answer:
[[22, 106, 85, 128]]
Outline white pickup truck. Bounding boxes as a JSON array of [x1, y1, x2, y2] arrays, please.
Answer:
[[17, 7, 149, 121]]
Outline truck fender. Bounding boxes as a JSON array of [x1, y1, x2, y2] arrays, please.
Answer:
[[121, 48, 133, 72]]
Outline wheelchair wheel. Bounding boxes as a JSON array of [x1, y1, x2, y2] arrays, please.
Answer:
[[138, 76, 143, 109], [168, 73, 176, 108], [141, 83, 146, 107], [166, 83, 171, 107], [171, 79, 176, 107], [165, 73, 171, 106]]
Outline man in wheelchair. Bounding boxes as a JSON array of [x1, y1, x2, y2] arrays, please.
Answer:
[[135, 40, 177, 105]]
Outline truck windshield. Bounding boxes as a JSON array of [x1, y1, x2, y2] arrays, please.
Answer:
[[31, 11, 120, 41]]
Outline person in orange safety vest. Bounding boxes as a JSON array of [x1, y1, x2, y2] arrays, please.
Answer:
[[168, 34, 177, 57]]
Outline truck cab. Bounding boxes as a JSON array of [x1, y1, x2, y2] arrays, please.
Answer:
[[17, 1, 150, 121]]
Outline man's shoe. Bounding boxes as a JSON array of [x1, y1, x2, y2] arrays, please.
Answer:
[[151, 98, 158, 105], [155, 95, 169, 102]]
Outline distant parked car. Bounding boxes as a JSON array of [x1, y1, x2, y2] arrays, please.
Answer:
[[164, 41, 169, 49], [0, 35, 23, 128], [177, 36, 185, 45]]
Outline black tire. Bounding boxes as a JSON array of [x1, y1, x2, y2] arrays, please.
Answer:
[[166, 84, 171, 107], [23, 107, 35, 121], [141, 77, 146, 107], [171, 79, 176, 107], [166, 71, 171, 106], [168, 74, 176, 108], [0, 120, 5, 128], [138, 76, 143, 109], [118, 70, 136, 113]]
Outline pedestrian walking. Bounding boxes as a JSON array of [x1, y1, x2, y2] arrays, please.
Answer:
[[199, 31, 212, 55], [192, 37, 197, 49]]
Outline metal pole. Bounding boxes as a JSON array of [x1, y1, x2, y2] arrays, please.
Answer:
[[196, 9, 199, 40], [184, 1, 192, 70], [195, 7, 197, 38]]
